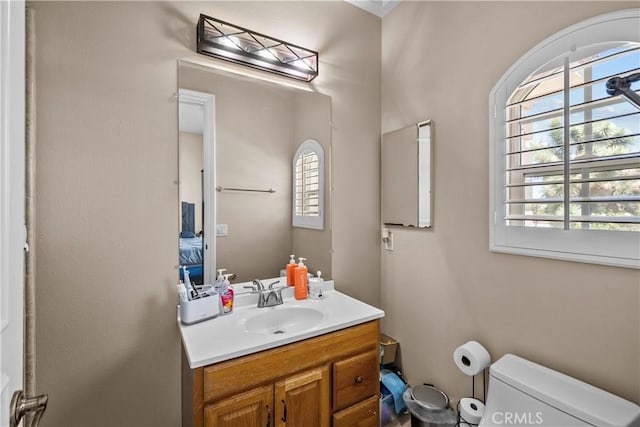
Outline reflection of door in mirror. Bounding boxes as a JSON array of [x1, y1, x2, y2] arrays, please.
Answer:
[[178, 89, 215, 285]]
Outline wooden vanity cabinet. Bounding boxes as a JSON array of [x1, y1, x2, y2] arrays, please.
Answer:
[[182, 320, 380, 427]]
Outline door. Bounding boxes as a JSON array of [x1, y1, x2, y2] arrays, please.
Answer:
[[274, 366, 330, 427], [204, 385, 273, 427], [1, 0, 25, 426]]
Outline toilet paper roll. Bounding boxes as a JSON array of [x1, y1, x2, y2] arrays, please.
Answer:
[[453, 341, 491, 376], [459, 397, 485, 425]]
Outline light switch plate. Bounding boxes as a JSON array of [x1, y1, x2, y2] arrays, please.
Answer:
[[216, 224, 228, 236]]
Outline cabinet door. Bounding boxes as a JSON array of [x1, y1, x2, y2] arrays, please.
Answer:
[[274, 366, 330, 427], [333, 395, 379, 427], [204, 385, 273, 427]]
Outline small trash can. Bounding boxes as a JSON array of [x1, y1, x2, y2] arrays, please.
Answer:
[[403, 385, 457, 427]]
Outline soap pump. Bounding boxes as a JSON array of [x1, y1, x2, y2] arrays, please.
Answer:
[[214, 269, 233, 314], [286, 254, 296, 286], [309, 271, 324, 300], [294, 257, 308, 300], [220, 273, 234, 314], [215, 269, 226, 285]]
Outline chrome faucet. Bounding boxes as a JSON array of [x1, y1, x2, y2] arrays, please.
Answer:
[[244, 279, 286, 308]]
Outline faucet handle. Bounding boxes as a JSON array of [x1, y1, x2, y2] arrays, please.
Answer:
[[267, 280, 281, 290], [243, 280, 264, 293], [252, 279, 265, 291]]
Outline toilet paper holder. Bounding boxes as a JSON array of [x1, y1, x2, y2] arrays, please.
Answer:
[[453, 341, 491, 406]]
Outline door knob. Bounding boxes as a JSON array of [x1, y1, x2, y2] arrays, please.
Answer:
[[10, 390, 48, 427]]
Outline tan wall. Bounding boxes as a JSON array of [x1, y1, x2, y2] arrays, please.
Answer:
[[381, 1, 640, 404], [179, 132, 203, 234], [31, 2, 381, 426]]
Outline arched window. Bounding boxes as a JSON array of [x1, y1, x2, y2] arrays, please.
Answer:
[[489, 9, 640, 268], [293, 139, 324, 230]]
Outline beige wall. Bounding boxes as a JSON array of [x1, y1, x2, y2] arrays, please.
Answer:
[[179, 132, 203, 234], [31, 2, 380, 426], [381, 1, 640, 404]]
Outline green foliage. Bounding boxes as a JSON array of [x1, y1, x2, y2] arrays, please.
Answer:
[[526, 117, 639, 230]]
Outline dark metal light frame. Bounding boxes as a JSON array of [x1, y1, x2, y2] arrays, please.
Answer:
[[606, 72, 640, 109], [197, 14, 318, 82]]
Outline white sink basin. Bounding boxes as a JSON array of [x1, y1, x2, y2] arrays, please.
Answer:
[[244, 307, 324, 335], [180, 281, 386, 368]]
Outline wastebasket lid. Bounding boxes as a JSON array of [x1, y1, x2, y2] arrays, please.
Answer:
[[410, 385, 449, 410]]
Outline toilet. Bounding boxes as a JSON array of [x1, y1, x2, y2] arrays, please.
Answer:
[[480, 354, 640, 427]]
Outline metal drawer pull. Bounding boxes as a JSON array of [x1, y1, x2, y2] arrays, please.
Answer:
[[281, 399, 287, 422], [355, 376, 364, 384]]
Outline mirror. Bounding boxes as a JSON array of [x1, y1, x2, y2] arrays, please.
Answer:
[[382, 121, 433, 228], [178, 61, 332, 284]]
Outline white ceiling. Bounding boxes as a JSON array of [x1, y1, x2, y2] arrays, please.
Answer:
[[179, 101, 204, 134], [345, 0, 400, 18]]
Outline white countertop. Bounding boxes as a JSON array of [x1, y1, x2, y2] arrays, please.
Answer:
[[179, 279, 385, 369]]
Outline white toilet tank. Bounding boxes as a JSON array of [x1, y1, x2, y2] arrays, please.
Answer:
[[480, 354, 640, 427]]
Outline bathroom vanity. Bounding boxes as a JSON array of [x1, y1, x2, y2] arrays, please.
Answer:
[[180, 282, 384, 427]]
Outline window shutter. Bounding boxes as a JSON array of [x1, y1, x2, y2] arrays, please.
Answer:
[[504, 45, 640, 231], [295, 152, 320, 217], [292, 139, 324, 230]]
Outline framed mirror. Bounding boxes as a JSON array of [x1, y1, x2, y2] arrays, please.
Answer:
[[382, 120, 433, 228], [178, 60, 332, 284]]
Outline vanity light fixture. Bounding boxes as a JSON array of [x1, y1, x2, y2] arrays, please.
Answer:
[[197, 14, 319, 82]]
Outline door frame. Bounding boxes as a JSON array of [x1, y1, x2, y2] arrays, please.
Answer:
[[178, 88, 215, 285], [0, 0, 26, 424]]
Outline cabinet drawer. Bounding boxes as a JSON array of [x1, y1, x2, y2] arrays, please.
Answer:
[[333, 350, 378, 411], [333, 395, 379, 427]]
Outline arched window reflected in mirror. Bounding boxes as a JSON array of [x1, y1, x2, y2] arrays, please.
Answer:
[[293, 139, 324, 230]]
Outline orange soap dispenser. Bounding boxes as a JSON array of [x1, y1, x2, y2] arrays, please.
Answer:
[[286, 254, 296, 286], [294, 257, 308, 300]]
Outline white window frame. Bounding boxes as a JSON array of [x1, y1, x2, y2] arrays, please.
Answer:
[[292, 139, 324, 230], [489, 9, 640, 269]]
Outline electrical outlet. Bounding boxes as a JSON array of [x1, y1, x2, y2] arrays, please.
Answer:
[[216, 224, 228, 236], [382, 228, 394, 251]]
